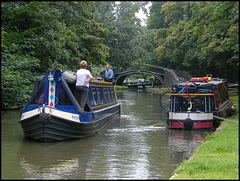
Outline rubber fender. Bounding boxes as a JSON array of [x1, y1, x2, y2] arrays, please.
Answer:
[[184, 118, 193, 129], [39, 113, 51, 124], [231, 105, 237, 115]]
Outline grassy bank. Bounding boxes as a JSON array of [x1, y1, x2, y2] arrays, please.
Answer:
[[171, 96, 239, 180], [115, 85, 128, 90]]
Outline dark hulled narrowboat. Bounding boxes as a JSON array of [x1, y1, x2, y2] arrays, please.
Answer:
[[19, 68, 120, 141], [160, 76, 236, 129]]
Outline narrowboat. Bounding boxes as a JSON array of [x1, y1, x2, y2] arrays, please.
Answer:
[[159, 75, 236, 129], [19, 68, 120, 141]]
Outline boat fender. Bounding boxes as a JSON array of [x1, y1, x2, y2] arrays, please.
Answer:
[[54, 69, 62, 82], [230, 105, 237, 115], [39, 113, 51, 124], [231, 105, 237, 112], [184, 118, 193, 129]]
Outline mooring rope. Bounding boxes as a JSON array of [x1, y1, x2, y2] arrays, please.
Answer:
[[196, 110, 238, 123]]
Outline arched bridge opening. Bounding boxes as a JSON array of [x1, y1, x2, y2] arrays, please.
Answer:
[[114, 70, 164, 86]]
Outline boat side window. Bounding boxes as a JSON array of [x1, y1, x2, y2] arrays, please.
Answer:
[[108, 88, 112, 102], [111, 88, 116, 101], [97, 88, 103, 104], [104, 88, 109, 103], [30, 83, 46, 105], [92, 88, 98, 105], [58, 83, 73, 106], [107, 88, 112, 102]]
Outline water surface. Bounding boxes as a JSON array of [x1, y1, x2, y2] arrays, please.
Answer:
[[1, 90, 214, 179]]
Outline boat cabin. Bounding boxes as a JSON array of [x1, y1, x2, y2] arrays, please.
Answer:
[[170, 78, 231, 113], [21, 68, 119, 123]]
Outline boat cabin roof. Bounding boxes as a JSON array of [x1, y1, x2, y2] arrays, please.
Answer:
[[172, 78, 228, 94], [33, 71, 76, 92]]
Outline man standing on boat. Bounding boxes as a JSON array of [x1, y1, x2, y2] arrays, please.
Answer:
[[104, 64, 113, 82], [76, 60, 93, 110]]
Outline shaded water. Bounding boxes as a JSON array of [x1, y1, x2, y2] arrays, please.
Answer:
[[1, 90, 214, 179]]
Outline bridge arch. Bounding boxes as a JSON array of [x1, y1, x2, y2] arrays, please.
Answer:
[[114, 70, 164, 86]]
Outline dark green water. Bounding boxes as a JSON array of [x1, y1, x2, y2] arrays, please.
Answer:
[[1, 90, 214, 179]]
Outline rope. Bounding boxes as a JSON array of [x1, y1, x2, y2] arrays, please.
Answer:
[[196, 110, 238, 123], [212, 115, 238, 123]]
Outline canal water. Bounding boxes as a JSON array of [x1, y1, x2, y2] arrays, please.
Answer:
[[1, 90, 214, 179]]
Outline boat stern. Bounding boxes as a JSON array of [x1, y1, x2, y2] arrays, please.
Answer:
[[166, 111, 217, 129]]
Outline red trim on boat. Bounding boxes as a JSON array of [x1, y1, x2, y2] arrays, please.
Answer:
[[168, 120, 213, 128], [169, 121, 184, 128], [193, 121, 213, 128]]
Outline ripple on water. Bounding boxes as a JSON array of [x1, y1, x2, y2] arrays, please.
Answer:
[[107, 125, 165, 134]]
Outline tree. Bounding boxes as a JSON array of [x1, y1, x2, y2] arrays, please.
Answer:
[[92, 1, 148, 69], [151, 1, 239, 81], [1, 1, 110, 109], [147, 1, 167, 29]]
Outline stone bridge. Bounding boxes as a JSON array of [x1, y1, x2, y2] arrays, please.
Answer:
[[114, 69, 164, 86], [101, 64, 192, 87]]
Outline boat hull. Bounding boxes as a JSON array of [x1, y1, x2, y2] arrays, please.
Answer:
[[20, 104, 120, 142]]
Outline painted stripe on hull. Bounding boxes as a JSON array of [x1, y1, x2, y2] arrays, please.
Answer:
[[91, 102, 119, 111], [20, 108, 40, 121], [45, 107, 82, 123], [167, 120, 214, 129], [20, 107, 82, 123]]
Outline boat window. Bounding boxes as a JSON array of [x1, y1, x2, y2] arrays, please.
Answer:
[[107, 88, 112, 102], [111, 88, 116, 101], [108, 88, 112, 102], [104, 88, 109, 103], [59, 83, 73, 106], [30, 83, 45, 105], [97, 88, 103, 104], [92, 88, 98, 105]]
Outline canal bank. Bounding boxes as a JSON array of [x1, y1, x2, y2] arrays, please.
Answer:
[[145, 88, 239, 180]]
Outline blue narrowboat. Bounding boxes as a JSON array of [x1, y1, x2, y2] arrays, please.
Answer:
[[19, 68, 120, 141], [160, 76, 236, 129]]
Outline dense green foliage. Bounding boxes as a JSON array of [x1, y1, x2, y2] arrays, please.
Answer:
[[1, 1, 239, 109], [148, 1, 239, 80], [1, 1, 109, 109]]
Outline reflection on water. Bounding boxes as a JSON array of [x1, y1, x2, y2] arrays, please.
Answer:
[[167, 129, 211, 169], [1, 90, 214, 179], [19, 135, 104, 179]]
